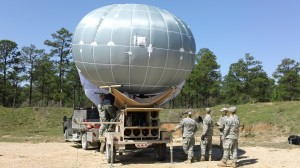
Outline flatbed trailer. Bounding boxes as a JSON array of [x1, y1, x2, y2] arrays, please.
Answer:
[[80, 87, 175, 164]]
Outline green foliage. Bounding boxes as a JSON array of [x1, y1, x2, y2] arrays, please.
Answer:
[[183, 48, 221, 107], [222, 54, 273, 104], [22, 45, 46, 106], [0, 40, 19, 106], [273, 58, 300, 101], [44, 28, 73, 106]]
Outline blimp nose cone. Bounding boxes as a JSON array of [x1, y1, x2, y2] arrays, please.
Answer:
[[72, 4, 196, 94]]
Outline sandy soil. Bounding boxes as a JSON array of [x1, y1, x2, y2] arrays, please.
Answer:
[[1, 137, 300, 168]]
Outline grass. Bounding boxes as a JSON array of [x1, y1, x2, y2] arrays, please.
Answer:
[[162, 101, 300, 135], [0, 106, 73, 142], [1, 101, 300, 145]]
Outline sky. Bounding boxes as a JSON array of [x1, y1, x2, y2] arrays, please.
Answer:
[[1, 0, 300, 77]]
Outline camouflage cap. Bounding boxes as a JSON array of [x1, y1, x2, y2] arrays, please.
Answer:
[[228, 106, 237, 113], [205, 108, 211, 112], [184, 108, 193, 115], [220, 108, 228, 112]]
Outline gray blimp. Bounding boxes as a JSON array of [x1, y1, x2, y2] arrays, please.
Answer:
[[72, 4, 196, 94]]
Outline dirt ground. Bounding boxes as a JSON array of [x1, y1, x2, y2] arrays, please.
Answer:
[[1, 136, 300, 168]]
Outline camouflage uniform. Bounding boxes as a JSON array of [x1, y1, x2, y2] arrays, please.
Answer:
[[231, 108, 240, 162], [216, 108, 228, 152], [174, 115, 198, 161], [98, 95, 117, 136], [218, 108, 239, 167], [98, 94, 117, 154], [201, 113, 214, 159]]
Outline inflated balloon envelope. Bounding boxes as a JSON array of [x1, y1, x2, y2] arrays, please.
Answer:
[[72, 4, 196, 105]]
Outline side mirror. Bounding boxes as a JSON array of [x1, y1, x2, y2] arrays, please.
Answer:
[[63, 116, 67, 121]]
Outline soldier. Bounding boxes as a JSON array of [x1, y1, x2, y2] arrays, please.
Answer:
[[215, 108, 228, 155], [98, 93, 118, 154], [200, 108, 214, 161], [230, 106, 239, 163], [171, 110, 199, 164], [231, 106, 239, 121], [217, 107, 240, 168]]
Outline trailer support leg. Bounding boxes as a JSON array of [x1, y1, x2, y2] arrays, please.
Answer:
[[110, 133, 114, 168], [170, 132, 173, 163]]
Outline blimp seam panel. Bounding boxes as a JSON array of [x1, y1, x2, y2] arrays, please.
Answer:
[[132, 11, 150, 28], [127, 4, 137, 91], [174, 17, 193, 53], [168, 54, 184, 84], [85, 6, 116, 85], [149, 12, 167, 30], [79, 7, 111, 68], [77, 10, 97, 27], [171, 14, 184, 50], [134, 4, 147, 10], [149, 8, 170, 93], [108, 5, 127, 85], [137, 5, 152, 93]]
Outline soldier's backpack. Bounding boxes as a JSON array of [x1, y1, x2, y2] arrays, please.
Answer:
[[288, 135, 300, 145]]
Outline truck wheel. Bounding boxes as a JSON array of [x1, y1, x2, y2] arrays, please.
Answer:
[[106, 144, 116, 163], [64, 129, 69, 142], [81, 133, 88, 150], [155, 143, 166, 161]]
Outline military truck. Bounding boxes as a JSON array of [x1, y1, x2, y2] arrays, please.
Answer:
[[63, 107, 101, 150]]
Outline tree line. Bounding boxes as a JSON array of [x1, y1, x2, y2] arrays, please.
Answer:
[[0, 28, 299, 108]]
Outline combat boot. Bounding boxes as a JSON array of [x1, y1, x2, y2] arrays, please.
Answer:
[[99, 142, 105, 154], [217, 159, 227, 167], [208, 154, 212, 161], [99, 136, 106, 154], [191, 156, 195, 163], [229, 162, 237, 168], [200, 155, 205, 161], [185, 159, 192, 164]]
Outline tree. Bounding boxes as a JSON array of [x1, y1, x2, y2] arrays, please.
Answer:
[[0, 40, 18, 106], [273, 58, 300, 101], [33, 54, 57, 106], [64, 62, 82, 107], [8, 51, 26, 107], [22, 45, 45, 106], [44, 28, 73, 107], [222, 54, 273, 104], [186, 48, 221, 107]]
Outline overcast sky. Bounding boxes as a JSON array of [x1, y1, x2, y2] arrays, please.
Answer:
[[1, 0, 299, 77]]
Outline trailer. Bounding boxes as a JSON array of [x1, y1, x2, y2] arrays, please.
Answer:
[[79, 87, 175, 163]]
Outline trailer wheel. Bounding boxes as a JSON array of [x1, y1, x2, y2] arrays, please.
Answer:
[[64, 129, 69, 142], [106, 144, 116, 163], [81, 133, 88, 150], [155, 143, 166, 161]]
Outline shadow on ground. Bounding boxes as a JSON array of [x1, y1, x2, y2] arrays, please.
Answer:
[[105, 144, 250, 166]]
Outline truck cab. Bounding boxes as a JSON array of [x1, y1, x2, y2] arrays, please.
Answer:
[[63, 107, 100, 149]]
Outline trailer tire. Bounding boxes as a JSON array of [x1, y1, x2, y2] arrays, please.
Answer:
[[81, 133, 88, 150], [155, 143, 166, 161], [106, 144, 116, 163]]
